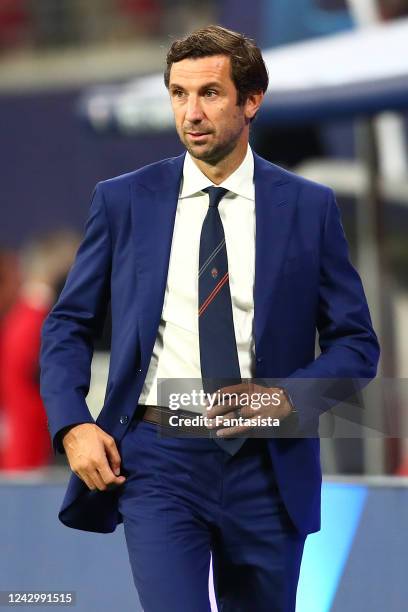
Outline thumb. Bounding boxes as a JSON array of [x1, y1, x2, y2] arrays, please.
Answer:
[[103, 435, 122, 476]]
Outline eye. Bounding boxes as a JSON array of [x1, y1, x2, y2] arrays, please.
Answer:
[[205, 90, 217, 97], [172, 89, 185, 98]]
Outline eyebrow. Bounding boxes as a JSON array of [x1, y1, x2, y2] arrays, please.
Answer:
[[169, 81, 223, 92]]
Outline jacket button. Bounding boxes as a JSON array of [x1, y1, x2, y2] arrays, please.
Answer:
[[119, 415, 129, 425], [256, 357, 263, 364]]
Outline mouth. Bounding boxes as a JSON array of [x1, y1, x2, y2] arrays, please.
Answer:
[[186, 132, 211, 141]]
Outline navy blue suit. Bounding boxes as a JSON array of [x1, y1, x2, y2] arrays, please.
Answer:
[[40, 151, 379, 608]]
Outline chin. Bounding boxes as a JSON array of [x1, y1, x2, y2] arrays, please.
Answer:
[[186, 145, 212, 160], [188, 143, 226, 163]]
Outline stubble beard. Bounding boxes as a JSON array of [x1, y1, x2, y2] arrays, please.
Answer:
[[181, 127, 243, 166]]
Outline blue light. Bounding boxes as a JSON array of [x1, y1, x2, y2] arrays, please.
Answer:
[[297, 483, 368, 612]]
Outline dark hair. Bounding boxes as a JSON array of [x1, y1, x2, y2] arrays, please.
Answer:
[[164, 25, 269, 108]]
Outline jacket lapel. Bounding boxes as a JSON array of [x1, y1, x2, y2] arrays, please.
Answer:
[[253, 153, 299, 354], [130, 153, 185, 370]]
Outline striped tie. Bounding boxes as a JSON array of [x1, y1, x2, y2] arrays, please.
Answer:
[[198, 186, 246, 455]]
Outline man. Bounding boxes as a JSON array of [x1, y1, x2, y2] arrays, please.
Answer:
[[40, 25, 379, 612]]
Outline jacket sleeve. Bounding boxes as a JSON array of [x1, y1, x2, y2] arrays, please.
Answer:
[[40, 183, 112, 454], [282, 188, 380, 431]]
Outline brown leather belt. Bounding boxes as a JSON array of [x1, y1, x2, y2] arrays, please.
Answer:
[[141, 405, 184, 426], [137, 404, 211, 435]]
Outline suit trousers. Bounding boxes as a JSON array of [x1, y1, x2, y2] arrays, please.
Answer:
[[118, 419, 306, 612]]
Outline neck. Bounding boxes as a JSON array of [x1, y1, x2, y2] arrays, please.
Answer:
[[191, 138, 248, 185]]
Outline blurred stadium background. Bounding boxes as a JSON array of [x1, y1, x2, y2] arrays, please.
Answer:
[[0, 1, 408, 610]]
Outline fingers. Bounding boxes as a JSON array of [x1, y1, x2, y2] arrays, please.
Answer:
[[207, 401, 258, 420], [213, 406, 265, 438], [206, 391, 248, 418], [207, 383, 282, 418], [75, 471, 97, 491], [206, 400, 240, 418], [89, 470, 106, 491], [97, 452, 126, 490], [102, 433, 122, 476], [75, 464, 126, 492], [216, 424, 252, 438], [66, 424, 126, 492], [75, 462, 126, 491], [206, 382, 250, 412], [208, 407, 255, 435]]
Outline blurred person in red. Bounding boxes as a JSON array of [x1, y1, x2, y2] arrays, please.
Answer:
[[0, 0, 30, 50], [116, 0, 161, 35], [0, 231, 79, 472], [0, 249, 20, 318], [0, 248, 20, 465], [379, 0, 408, 20]]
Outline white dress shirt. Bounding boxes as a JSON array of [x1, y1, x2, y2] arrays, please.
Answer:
[[138, 145, 256, 411]]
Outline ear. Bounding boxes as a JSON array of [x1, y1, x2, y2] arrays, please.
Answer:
[[244, 91, 264, 120]]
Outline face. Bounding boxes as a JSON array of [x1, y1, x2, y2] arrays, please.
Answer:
[[168, 55, 259, 164]]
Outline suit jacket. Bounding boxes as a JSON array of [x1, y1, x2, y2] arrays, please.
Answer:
[[40, 151, 380, 535]]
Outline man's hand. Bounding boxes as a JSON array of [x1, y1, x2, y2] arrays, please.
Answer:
[[206, 382, 294, 438], [62, 423, 126, 491]]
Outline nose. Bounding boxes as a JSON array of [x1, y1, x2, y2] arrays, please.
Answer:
[[185, 95, 204, 123]]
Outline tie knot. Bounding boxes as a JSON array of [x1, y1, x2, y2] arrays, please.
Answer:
[[203, 186, 228, 208]]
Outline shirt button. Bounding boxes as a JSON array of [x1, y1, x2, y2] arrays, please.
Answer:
[[119, 415, 129, 425]]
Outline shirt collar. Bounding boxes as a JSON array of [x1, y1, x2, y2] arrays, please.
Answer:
[[180, 144, 254, 201]]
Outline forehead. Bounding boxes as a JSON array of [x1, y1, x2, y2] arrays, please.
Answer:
[[169, 54, 233, 86]]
